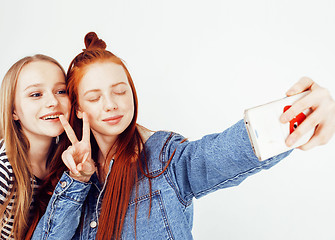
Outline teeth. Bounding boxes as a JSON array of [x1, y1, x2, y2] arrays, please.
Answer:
[[42, 115, 60, 120]]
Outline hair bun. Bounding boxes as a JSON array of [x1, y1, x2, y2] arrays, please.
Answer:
[[84, 32, 107, 50]]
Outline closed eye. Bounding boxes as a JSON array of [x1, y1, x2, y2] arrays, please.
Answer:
[[88, 96, 101, 102], [114, 90, 126, 95]]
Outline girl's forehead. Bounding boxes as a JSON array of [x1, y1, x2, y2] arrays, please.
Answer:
[[79, 62, 128, 88], [84, 62, 125, 76], [17, 61, 64, 88]]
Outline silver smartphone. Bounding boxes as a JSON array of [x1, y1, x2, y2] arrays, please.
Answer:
[[244, 91, 314, 161]]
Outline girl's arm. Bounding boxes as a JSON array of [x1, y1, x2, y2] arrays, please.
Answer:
[[31, 172, 91, 240], [164, 119, 291, 203], [165, 78, 335, 204]]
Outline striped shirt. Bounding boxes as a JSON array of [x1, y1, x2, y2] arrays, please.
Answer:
[[0, 140, 42, 240]]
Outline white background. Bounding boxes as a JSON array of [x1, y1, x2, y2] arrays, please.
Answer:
[[1, 1, 335, 239]]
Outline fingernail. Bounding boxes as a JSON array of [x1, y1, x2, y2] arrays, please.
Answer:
[[286, 90, 294, 95], [82, 152, 89, 163], [280, 115, 288, 123], [287, 137, 295, 146], [286, 88, 296, 95]]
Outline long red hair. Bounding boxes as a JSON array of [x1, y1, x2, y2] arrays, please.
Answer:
[[26, 32, 180, 240], [67, 32, 146, 239]]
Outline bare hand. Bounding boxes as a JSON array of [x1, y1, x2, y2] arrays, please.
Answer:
[[59, 112, 96, 182], [280, 77, 335, 150]]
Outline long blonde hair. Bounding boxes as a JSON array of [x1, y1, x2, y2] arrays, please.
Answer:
[[0, 54, 66, 239]]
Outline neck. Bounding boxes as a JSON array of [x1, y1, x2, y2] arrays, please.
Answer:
[[25, 133, 54, 179], [91, 130, 118, 183], [92, 131, 118, 161]]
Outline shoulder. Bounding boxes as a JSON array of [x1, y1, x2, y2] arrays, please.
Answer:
[[137, 125, 154, 144], [145, 130, 185, 147], [0, 139, 14, 202], [0, 139, 13, 185], [0, 139, 5, 153], [137, 125, 186, 144], [143, 130, 188, 165]]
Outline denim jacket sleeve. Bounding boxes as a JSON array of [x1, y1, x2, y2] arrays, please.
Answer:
[[32, 172, 91, 240], [164, 119, 292, 203]]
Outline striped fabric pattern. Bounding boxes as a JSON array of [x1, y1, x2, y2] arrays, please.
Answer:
[[0, 140, 42, 240], [0, 140, 14, 240]]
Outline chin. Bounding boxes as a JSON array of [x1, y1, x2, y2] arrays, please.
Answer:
[[45, 129, 64, 138]]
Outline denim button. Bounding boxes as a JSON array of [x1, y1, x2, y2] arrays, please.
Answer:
[[61, 181, 67, 188], [90, 221, 97, 228]]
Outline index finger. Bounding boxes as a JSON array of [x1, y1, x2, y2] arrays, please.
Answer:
[[280, 91, 314, 123], [59, 115, 79, 145], [82, 112, 90, 143]]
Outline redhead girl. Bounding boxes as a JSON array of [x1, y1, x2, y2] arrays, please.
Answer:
[[0, 55, 70, 239], [32, 33, 335, 240]]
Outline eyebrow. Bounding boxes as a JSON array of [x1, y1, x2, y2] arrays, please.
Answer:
[[83, 82, 127, 96], [112, 82, 127, 87], [24, 82, 66, 91]]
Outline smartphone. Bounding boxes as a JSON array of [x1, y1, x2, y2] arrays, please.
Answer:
[[244, 91, 314, 161]]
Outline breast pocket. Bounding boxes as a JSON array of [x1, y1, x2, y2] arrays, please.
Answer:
[[121, 190, 174, 240]]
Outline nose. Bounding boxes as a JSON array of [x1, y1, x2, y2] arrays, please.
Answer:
[[103, 95, 118, 112], [46, 93, 59, 108]]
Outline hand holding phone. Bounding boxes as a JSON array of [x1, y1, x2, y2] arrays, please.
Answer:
[[244, 91, 314, 161]]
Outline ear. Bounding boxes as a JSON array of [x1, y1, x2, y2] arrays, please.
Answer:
[[76, 108, 83, 119], [12, 111, 19, 121]]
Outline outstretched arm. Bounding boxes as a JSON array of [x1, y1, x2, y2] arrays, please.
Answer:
[[166, 78, 335, 203], [164, 119, 291, 204]]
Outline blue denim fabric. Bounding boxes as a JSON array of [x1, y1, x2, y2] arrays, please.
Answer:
[[32, 120, 291, 240]]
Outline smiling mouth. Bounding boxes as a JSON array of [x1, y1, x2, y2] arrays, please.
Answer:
[[103, 116, 123, 121], [103, 115, 123, 125], [41, 114, 61, 120]]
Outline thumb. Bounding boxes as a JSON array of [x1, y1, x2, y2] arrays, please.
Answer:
[[286, 77, 314, 96], [77, 161, 96, 176]]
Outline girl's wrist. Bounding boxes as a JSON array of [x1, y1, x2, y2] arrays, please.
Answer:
[[69, 171, 92, 182]]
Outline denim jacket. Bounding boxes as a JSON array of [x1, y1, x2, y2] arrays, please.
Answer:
[[32, 120, 291, 240]]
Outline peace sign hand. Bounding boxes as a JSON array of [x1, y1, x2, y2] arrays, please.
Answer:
[[59, 112, 96, 182]]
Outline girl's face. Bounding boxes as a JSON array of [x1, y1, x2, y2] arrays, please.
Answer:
[[76, 62, 134, 143], [13, 61, 70, 141]]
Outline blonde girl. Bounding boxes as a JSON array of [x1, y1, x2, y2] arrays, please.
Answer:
[[0, 55, 70, 239]]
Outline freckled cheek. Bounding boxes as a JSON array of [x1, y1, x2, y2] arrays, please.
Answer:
[[130, 102, 135, 116], [81, 104, 100, 123], [121, 96, 135, 113], [82, 103, 99, 116], [86, 113, 94, 125], [87, 114, 102, 132]]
